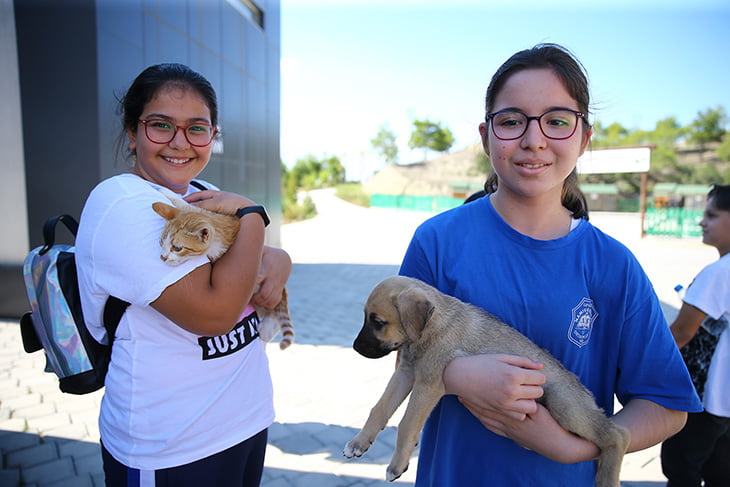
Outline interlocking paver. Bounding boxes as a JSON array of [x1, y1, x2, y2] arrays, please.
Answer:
[[2, 188, 714, 486], [20, 457, 75, 484], [0, 468, 21, 486], [5, 442, 58, 468]]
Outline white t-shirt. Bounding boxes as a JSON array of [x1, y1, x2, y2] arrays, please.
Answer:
[[75, 174, 274, 469], [683, 253, 730, 418]]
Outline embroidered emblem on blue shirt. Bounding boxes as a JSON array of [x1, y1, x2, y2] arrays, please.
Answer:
[[568, 297, 598, 348]]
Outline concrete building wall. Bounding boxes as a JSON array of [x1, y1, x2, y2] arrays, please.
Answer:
[[0, 0, 29, 265], [1, 0, 281, 317]]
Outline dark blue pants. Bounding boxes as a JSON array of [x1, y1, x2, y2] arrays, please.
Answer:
[[661, 411, 730, 487], [102, 428, 268, 487]]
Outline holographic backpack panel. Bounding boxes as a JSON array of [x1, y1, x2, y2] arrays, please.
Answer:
[[20, 214, 128, 394]]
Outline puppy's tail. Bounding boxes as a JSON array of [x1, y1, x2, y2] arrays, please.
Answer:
[[595, 423, 630, 487]]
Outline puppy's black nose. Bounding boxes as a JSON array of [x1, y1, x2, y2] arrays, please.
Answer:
[[353, 339, 391, 359], [353, 331, 392, 359]]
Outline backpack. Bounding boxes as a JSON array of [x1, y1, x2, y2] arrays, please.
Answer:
[[19, 214, 130, 394]]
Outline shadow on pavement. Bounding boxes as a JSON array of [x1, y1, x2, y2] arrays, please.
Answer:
[[621, 483, 665, 487], [269, 421, 410, 465], [262, 467, 415, 487], [0, 428, 416, 486], [0, 431, 103, 486]]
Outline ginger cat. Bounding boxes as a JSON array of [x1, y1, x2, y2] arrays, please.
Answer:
[[151, 190, 294, 350]]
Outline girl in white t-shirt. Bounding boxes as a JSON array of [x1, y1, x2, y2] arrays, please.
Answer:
[[661, 184, 730, 487], [75, 63, 291, 487]]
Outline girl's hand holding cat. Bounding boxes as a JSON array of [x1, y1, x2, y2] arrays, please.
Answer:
[[185, 189, 257, 216], [182, 186, 291, 313], [252, 247, 292, 309]]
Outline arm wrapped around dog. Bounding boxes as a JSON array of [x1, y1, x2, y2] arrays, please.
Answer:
[[344, 275, 630, 487]]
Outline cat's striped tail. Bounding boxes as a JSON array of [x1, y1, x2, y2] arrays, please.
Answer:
[[275, 287, 294, 350], [256, 287, 294, 350], [278, 319, 295, 350]]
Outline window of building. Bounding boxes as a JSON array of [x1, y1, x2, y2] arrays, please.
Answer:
[[226, 0, 264, 29]]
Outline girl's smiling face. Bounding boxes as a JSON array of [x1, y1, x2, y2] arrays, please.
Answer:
[[479, 68, 591, 203], [128, 85, 214, 194]]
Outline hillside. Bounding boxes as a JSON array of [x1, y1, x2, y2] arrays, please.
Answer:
[[364, 142, 725, 198], [364, 144, 485, 197]]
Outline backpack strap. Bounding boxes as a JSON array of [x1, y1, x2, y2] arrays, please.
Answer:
[[103, 296, 130, 345], [38, 214, 131, 348], [40, 214, 78, 255], [98, 180, 204, 346]]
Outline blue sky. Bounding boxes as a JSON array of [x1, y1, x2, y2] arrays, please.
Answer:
[[280, 0, 730, 180]]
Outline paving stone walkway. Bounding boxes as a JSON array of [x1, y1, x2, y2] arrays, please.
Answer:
[[1, 188, 716, 486]]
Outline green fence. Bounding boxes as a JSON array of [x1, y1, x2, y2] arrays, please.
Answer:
[[371, 195, 702, 238], [370, 194, 464, 212], [644, 207, 703, 237], [617, 199, 641, 212]]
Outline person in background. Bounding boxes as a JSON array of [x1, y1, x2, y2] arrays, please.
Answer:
[[75, 63, 291, 487], [399, 43, 701, 486], [661, 184, 730, 487]]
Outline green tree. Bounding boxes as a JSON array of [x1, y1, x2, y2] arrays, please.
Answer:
[[281, 162, 316, 222], [718, 132, 730, 162], [688, 106, 727, 150], [408, 118, 454, 160], [591, 121, 629, 148], [651, 117, 685, 147], [371, 124, 399, 165], [285, 154, 346, 190], [281, 154, 346, 222], [638, 118, 684, 183], [320, 155, 346, 186], [693, 162, 722, 184]]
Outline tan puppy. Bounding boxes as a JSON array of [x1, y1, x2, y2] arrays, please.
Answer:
[[343, 275, 630, 486]]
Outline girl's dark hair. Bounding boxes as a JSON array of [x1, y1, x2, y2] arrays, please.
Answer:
[[708, 184, 730, 211], [116, 63, 218, 160], [482, 43, 591, 219]]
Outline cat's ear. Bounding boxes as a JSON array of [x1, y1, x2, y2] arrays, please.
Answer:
[[198, 227, 210, 243], [152, 202, 180, 221], [157, 186, 189, 208]]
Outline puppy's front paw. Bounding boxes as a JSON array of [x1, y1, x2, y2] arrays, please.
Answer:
[[343, 437, 370, 458], [386, 462, 408, 482]]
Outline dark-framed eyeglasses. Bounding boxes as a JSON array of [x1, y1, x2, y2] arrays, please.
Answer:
[[485, 108, 586, 141], [138, 119, 219, 147]]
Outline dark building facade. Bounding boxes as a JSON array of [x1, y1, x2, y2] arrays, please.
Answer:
[[1, 0, 281, 317]]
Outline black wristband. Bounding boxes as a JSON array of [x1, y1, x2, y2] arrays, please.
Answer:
[[235, 205, 270, 227]]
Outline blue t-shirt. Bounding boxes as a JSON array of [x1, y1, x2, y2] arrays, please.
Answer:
[[399, 195, 701, 486]]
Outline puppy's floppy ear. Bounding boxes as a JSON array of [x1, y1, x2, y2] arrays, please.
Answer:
[[394, 287, 435, 341]]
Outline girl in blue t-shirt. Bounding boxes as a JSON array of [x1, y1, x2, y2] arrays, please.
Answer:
[[399, 43, 701, 486]]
